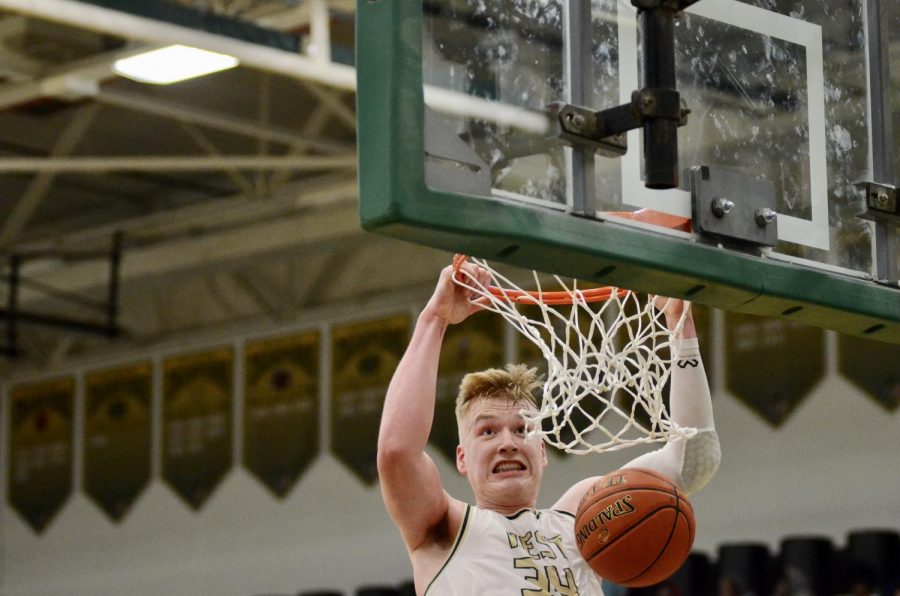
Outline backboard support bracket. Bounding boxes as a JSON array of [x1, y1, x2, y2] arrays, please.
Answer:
[[551, 89, 689, 141], [690, 166, 778, 250], [549, 0, 698, 190], [548, 88, 691, 160], [856, 181, 899, 284], [423, 106, 492, 199], [858, 182, 899, 221]]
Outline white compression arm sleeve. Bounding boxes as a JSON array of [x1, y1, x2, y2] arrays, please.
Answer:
[[621, 338, 720, 495]]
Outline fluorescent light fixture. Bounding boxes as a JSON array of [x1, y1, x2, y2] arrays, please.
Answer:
[[113, 45, 239, 84]]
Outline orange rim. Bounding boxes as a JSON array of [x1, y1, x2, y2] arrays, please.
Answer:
[[600, 208, 692, 233], [452, 254, 628, 305]]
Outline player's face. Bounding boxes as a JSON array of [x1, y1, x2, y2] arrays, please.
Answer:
[[456, 396, 548, 512]]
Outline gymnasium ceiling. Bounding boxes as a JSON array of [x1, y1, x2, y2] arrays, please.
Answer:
[[0, 0, 453, 376], [0, 1, 897, 376]]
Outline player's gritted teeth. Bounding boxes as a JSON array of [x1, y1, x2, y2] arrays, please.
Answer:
[[493, 461, 526, 474]]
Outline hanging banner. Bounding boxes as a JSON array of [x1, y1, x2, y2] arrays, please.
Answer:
[[838, 334, 899, 411], [244, 331, 320, 498], [84, 362, 152, 522], [725, 312, 824, 427], [331, 315, 409, 485], [162, 347, 233, 510], [433, 312, 505, 463], [7, 378, 74, 533]]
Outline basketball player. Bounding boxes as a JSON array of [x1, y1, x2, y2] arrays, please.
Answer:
[[378, 260, 720, 594]]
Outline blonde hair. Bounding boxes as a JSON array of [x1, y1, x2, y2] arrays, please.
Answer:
[[455, 364, 542, 436]]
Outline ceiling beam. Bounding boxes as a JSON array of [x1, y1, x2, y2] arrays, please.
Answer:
[[270, 104, 336, 188], [253, 0, 357, 29], [0, 103, 101, 248], [96, 88, 352, 154], [8, 201, 363, 306], [231, 270, 286, 321], [0, 154, 357, 173], [0, 0, 357, 90], [300, 81, 356, 130], [295, 242, 359, 308], [0, 0, 546, 134], [0, 15, 47, 80], [307, 0, 331, 64], [0, 43, 157, 110], [203, 273, 244, 321], [16, 173, 359, 252], [179, 122, 255, 193]]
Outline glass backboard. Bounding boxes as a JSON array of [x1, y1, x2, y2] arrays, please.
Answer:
[[356, 0, 900, 343]]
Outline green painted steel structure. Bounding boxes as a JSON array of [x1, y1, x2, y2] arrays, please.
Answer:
[[355, 0, 900, 344]]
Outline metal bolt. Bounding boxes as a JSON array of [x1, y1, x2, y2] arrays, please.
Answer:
[[755, 207, 777, 227], [564, 111, 586, 132], [679, 99, 691, 126], [873, 190, 890, 208], [711, 198, 735, 218]]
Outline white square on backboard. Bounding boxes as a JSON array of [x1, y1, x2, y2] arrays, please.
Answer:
[[618, 0, 829, 250]]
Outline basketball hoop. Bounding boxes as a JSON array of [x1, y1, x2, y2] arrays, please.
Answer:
[[452, 255, 697, 454]]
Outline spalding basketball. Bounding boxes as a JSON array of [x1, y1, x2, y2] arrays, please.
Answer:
[[574, 468, 695, 587]]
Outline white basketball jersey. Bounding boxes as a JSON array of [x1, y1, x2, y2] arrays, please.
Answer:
[[424, 505, 605, 595]]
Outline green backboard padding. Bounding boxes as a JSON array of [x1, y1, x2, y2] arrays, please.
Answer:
[[356, 0, 900, 344]]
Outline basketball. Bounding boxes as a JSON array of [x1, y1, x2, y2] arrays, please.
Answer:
[[574, 468, 695, 587]]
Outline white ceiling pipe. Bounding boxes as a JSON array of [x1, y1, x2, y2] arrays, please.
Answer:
[[0, 154, 358, 173], [0, 0, 551, 134], [307, 0, 331, 65]]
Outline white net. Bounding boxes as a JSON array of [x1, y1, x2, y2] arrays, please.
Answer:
[[453, 257, 698, 454]]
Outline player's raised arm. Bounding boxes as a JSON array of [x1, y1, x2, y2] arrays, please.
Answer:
[[376, 262, 489, 551], [620, 298, 720, 493], [554, 299, 720, 512]]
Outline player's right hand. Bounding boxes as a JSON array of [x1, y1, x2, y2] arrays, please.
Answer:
[[423, 257, 491, 325]]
